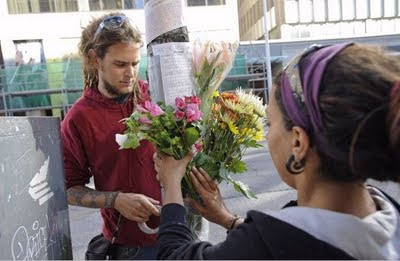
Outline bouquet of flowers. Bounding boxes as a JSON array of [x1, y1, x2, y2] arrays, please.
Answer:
[[116, 96, 202, 156], [116, 40, 266, 240], [116, 96, 205, 198], [193, 88, 267, 199]]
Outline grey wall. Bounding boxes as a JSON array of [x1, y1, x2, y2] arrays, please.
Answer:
[[0, 117, 72, 260]]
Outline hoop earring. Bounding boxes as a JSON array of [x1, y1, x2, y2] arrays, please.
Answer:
[[285, 154, 305, 175]]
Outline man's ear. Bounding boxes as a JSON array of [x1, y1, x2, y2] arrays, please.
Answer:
[[88, 49, 99, 69], [290, 126, 310, 162]]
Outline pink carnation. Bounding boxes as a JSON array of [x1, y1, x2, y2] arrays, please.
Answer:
[[185, 95, 201, 105], [136, 100, 152, 113], [186, 103, 203, 123], [175, 97, 186, 110], [136, 104, 148, 113], [174, 110, 185, 121], [137, 101, 164, 117], [150, 103, 165, 117]]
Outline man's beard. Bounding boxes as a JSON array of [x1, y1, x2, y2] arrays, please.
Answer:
[[103, 78, 134, 99]]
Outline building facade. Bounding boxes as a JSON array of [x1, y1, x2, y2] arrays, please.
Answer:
[[0, 0, 239, 66], [238, 0, 400, 41]]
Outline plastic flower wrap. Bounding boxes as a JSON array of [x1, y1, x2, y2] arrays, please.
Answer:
[[192, 88, 267, 199], [192, 40, 238, 125]]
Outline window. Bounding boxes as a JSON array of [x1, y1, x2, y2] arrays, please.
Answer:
[[186, 0, 225, 6], [7, 0, 78, 14], [327, 0, 341, 21], [313, 0, 326, 22], [285, 0, 299, 23], [299, 0, 312, 22], [356, 0, 369, 19], [342, 0, 355, 20], [187, 0, 206, 6], [89, 0, 123, 10], [207, 0, 225, 5], [123, 0, 144, 9]]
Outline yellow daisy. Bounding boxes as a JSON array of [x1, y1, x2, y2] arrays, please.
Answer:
[[228, 121, 239, 135], [254, 130, 264, 141]]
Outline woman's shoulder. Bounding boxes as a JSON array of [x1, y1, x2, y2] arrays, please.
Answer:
[[243, 210, 356, 259]]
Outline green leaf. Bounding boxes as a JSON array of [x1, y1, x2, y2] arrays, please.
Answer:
[[130, 111, 141, 120], [247, 140, 263, 148], [227, 176, 257, 199], [184, 127, 199, 147], [159, 132, 172, 148], [218, 165, 229, 181], [229, 159, 247, 173], [160, 147, 174, 156], [121, 133, 140, 149], [192, 153, 221, 181]]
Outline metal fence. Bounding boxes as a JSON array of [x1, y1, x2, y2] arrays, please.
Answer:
[[0, 54, 270, 118], [0, 57, 83, 117]]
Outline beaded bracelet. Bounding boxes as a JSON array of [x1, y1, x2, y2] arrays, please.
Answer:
[[226, 215, 241, 234]]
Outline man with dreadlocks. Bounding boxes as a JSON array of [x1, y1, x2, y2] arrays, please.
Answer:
[[61, 13, 161, 259]]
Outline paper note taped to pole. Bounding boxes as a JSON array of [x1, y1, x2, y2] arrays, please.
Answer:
[[152, 42, 194, 105], [144, 0, 186, 45]]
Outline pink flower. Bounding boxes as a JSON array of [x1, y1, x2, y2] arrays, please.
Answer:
[[139, 117, 152, 125], [137, 101, 164, 117], [136, 100, 152, 113], [143, 101, 152, 111], [150, 103, 164, 117], [194, 142, 203, 152], [174, 110, 185, 121], [206, 42, 220, 64], [185, 95, 201, 105], [136, 104, 148, 113], [186, 103, 203, 123], [175, 97, 186, 110]]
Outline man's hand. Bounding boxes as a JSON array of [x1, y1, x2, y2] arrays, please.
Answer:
[[114, 193, 160, 223]]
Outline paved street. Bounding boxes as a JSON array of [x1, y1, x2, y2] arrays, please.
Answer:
[[68, 139, 400, 259]]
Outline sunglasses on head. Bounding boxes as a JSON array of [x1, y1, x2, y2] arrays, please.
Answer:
[[94, 15, 129, 38], [283, 44, 325, 101]]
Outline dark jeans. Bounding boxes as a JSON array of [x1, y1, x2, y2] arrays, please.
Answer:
[[108, 243, 159, 260]]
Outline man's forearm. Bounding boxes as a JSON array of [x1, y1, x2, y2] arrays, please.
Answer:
[[67, 185, 118, 208]]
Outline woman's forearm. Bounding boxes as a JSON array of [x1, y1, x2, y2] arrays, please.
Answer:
[[162, 182, 184, 206]]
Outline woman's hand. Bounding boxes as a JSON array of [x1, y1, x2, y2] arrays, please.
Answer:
[[153, 152, 192, 189], [153, 152, 192, 206], [189, 166, 237, 229]]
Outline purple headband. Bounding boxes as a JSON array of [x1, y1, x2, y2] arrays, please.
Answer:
[[280, 42, 354, 154]]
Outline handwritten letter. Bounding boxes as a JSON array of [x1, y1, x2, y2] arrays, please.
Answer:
[[152, 43, 194, 106]]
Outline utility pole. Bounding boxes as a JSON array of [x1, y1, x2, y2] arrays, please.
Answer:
[[262, 0, 273, 104], [143, 0, 209, 240], [144, 0, 191, 105]]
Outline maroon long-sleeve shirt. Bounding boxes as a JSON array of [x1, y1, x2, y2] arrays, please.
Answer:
[[61, 81, 161, 247]]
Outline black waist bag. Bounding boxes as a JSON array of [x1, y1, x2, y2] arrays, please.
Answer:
[[85, 234, 111, 260], [85, 214, 122, 260]]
